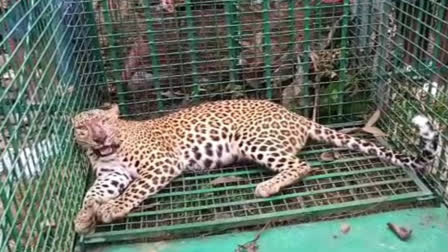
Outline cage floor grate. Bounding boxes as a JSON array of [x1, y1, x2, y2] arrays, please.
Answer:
[[81, 135, 435, 246]]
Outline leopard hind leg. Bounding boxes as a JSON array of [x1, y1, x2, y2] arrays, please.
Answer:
[[238, 137, 313, 197]]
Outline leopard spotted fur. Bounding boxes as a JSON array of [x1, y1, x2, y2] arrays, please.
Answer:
[[72, 99, 439, 233], [72, 108, 138, 234]]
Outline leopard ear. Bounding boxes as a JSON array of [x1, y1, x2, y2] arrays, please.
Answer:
[[105, 104, 120, 119], [71, 114, 80, 126]]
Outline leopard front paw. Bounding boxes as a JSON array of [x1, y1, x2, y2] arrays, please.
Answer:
[[74, 207, 97, 235], [254, 181, 280, 198], [96, 201, 130, 224]]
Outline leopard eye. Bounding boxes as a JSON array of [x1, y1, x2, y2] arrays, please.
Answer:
[[74, 126, 88, 137], [75, 129, 86, 135]]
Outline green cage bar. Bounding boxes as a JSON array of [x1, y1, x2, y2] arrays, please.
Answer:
[[224, 0, 240, 86], [301, 0, 312, 117], [100, 0, 128, 114], [0, 0, 446, 251], [142, 0, 165, 112], [261, 0, 273, 99], [184, 0, 201, 101]]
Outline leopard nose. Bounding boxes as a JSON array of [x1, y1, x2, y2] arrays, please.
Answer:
[[93, 133, 106, 144]]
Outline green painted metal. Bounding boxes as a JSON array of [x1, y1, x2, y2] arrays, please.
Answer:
[[224, 0, 240, 86], [302, 0, 312, 117], [79, 134, 435, 246], [85, 206, 448, 252], [0, 0, 102, 251], [142, 0, 165, 112], [184, 0, 201, 102], [117, 171, 428, 218], [374, 0, 390, 109], [433, 0, 447, 63], [337, 0, 350, 117], [100, 0, 127, 114], [261, 0, 273, 99], [0, 0, 447, 251], [83, 193, 434, 245]]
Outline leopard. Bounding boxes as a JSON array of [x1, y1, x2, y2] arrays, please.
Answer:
[[72, 110, 139, 234], [73, 159, 138, 234], [72, 99, 439, 233]]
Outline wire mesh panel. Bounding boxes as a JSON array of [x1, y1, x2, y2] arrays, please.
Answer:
[[77, 0, 447, 248], [0, 0, 447, 251], [369, 0, 448, 204], [94, 0, 375, 122], [0, 0, 105, 251], [80, 134, 434, 246]]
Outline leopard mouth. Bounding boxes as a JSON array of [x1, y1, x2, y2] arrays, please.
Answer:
[[93, 144, 118, 156]]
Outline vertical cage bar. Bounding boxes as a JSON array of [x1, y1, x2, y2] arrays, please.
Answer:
[[83, 0, 108, 105], [356, 0, 372, 55], [415, 0, 431, 63], [315, 1, 323, 35], [21, 0, 36, 107], [224, 0, 240, 86], [185, 0, 201, 101], [302, 0, 312, 117], [392, 0, 404, 69], [142, 0, 165, 112], [414, 0, 425, 63], [373, 0, 390, 108], [100, 0, 128, 114], [433, 0, 447, 64], [337, 0, 350, 116], [262, 0, 273, 99], [0, 189, 21, 250], [288, 0, 298, 46]]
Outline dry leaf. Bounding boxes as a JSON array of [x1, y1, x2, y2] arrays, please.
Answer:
[[242, 203, 258, 214], [148, 241, 169, 252], [122, 37, 149, 81], [281, 83, 301, 107], [236, 222, 271, 252], [310, 51, 320, 71], [141, 202, 160, 211], [45, 220, 57, 228], [215, 212, 232, 219], [365, 110, 381, 128], [67, 86, 75, 94], [330, 71, 338, 79], [324, 16, 343, 49], [0, 54, 8, 66], [236, 242, 258, 252], [255, 32, 263, 47], [240, 41, 252, 48], [210, 176, 245, 185], [339, 127, 361, 134], [161, 90, 182, 98], [361, 126, 388, 137], [387, 222, 412, 241], [310, 167, 325, 175], [374, 136, 389, 146], [40, 220, 57, 231], [340, 223, 351, 234], [320, 151, 340, 162]]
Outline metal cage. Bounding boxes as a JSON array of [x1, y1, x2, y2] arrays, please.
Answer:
[[0, 0, 446, 251]]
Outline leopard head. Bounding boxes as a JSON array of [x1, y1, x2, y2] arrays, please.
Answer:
[[72, 104, 121, 156]]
